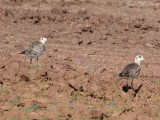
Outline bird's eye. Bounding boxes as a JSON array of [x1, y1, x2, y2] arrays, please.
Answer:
[[139, 56, 141, 58]]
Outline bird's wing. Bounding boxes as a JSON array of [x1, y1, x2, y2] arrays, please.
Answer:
[[23, 41, 45, 56], [121, 63, 141, 78], [27, 41, 44, 53]]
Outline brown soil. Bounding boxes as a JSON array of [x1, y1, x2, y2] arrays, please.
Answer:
[[0, 0, 160, 120]]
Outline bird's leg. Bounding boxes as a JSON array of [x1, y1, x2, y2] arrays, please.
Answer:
[[131, 79, 134, 86], [24, 56, 26, 65], [36, 57, 39, 66], [30, 57, 32, 64], [126, 79, 128, 86]]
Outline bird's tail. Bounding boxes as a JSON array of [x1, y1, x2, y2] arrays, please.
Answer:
[[119, 72, 123, 77], [19, 51, 26, 54]]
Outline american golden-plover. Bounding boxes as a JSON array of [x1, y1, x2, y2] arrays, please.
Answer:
[[20, 37, 47, 64], [119, 55, 144, 86]]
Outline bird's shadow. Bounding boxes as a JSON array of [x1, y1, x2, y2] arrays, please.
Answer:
[[123, 84, 143, 93]]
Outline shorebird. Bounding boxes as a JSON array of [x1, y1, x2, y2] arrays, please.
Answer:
[[119, 55, 144, 86], [20, 37, 47, 64]]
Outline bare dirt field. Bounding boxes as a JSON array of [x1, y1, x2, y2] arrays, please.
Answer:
[[1, 0, 160, 120]]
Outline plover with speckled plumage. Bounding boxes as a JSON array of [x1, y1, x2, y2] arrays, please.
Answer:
[[20, 38, 47, 64], [119, 55, 144, 86]]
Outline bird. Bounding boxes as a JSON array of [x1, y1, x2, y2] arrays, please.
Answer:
[[119, 55, 144, 86], [19, 37, 47, 64]]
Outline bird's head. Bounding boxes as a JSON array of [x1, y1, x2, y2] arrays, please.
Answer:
[[40, 37, 47, 44], [134, 55, 144, 65]]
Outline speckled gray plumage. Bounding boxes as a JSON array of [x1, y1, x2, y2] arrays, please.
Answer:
[[119, 63, 141, 80], [22, 41, 45, 58]]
